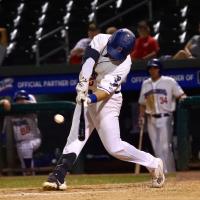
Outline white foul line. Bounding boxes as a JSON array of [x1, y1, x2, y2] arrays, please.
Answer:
[[0, 188, 128, 198]]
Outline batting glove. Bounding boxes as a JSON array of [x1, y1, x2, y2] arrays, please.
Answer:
[[76, 91, 85, 104], [76, 77, 89, 94], [76, 92, 96, 105]]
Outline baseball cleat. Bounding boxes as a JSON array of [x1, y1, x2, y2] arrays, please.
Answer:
[[43, 173, 67, 191], [151, 158, 165, 188]]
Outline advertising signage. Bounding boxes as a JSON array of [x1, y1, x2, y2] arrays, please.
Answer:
[[0, 68, 200, 97]]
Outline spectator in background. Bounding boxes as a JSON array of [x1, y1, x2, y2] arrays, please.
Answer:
[[173, 22, 200, 60], [0, 27, 8, 66], [0, 27, 7, 46], [2, 90, 41, 175], [0, 98, 11, 111], [105, 26, 117, 34], [69, 23, 100, 64], [131, 20, 160, 62]]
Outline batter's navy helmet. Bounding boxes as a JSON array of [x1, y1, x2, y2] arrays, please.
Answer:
[[107, 28, 135, 61], [147, 58, 162, 71], [13, 90, 30, 102]]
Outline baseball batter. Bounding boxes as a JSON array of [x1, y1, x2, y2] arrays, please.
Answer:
[[2, 90, 41, 175], [138, 59, 186, 173], [43, 29, 165, 190]]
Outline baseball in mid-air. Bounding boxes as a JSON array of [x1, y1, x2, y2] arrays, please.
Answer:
[[54, 114, 64, 124]]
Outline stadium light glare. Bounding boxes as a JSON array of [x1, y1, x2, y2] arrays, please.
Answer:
[[38, 14, 46, 26], [180, 20, 187, 32], [180, 6, 188, 17], [154, 33, 160, 40], [42, 2, 49, 13], [10, 29, 18, 40], [153, 21, 161, 33], [66, 1, 73, 12], [63, 13, 71, 24], [17, 3, 24, 15], [179, 31, 186, 43], [13, 16, 21, 27], [88, 12, 95, 22], [91, 0, 98, 10], [36, 28, 43, 39], [7, 42, 16, 54], [116, 0, 122, 8]]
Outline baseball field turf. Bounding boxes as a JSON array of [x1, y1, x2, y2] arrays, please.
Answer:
[[0, 171, 199, 200]]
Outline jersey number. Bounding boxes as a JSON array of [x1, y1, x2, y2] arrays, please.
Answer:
[[20, 126, 31, 135], [160, 96, 168, 104]]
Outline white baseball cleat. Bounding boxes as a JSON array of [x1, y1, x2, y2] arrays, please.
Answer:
[[151, 158, 165, 188], [43, 173, 67, 191]]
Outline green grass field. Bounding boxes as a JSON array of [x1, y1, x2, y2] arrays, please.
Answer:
[[0, 173, 199, 200], [0, 174, 151, 188]]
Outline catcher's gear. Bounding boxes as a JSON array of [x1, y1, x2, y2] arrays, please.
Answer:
[[107, 28, 135, 61]]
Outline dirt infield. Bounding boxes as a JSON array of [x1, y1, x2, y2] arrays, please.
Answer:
[[0, 171, 199, 200]]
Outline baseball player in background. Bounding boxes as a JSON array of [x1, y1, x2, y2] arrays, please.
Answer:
[[43, 29, 165, 190], [2, 90, 41, 175], [138, 59, 186, 173], [0, 98, 11, 111]]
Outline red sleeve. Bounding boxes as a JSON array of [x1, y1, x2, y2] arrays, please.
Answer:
[[150, 38, 160, 53], [130, 39, 140, 59]]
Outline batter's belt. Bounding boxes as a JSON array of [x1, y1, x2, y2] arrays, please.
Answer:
[[88, 89, 121, 94], [148, 113, 170, 118]]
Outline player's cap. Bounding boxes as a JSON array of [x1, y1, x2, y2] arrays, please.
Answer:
[[147, 58, 162, 71], [13, 90, 30, 102], [107, 28, 135, 61]]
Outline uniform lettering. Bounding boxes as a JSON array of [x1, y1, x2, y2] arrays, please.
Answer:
[[160, 96, 168, 104], [144, 89, 167, 98]]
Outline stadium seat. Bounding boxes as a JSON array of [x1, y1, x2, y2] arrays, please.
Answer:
[[0, 0, 199, 66]]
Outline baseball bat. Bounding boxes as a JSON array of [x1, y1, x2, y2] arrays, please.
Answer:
[[134, 121, 144, 174], [78, 99, 85, 141]]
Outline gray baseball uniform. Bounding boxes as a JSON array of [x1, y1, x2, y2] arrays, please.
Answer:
[[2, 113, 41, 171], [139, 75, 185, 173]]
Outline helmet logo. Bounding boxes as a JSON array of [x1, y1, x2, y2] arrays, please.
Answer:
[[116, 47, 123, 52]]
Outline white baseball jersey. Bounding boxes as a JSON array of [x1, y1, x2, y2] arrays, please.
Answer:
[[3, 114, 41, 143], [139, 75, 184, 173], [2, 113, 41, 171], [139, 76, 184, 114], [82, 34, 132, 94], [62, 33, 160, 171]]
